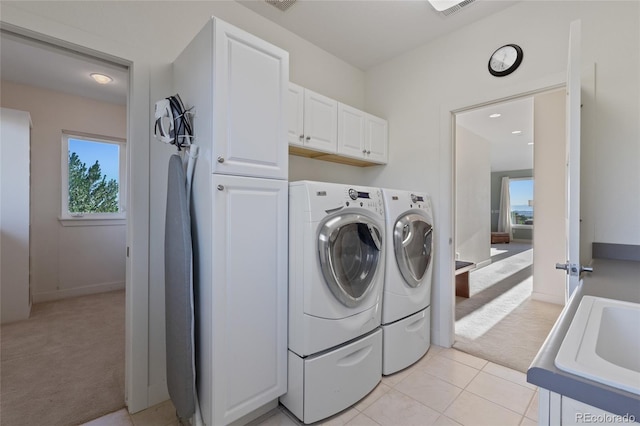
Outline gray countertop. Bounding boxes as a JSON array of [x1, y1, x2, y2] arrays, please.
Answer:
[[527, 259, 640, 418]]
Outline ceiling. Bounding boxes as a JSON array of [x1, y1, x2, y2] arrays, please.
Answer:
[[0, 31, 128, 105], [238, 0, 520, 71], [456, 96, 534, 172]]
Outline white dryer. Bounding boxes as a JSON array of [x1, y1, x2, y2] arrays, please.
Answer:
[[381, 189, 434, 375], [281, 181, 385, 424]]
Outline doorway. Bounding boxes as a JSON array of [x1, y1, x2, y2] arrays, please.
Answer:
[[451, 90, 565, 372], [0, 29, 130, 424]]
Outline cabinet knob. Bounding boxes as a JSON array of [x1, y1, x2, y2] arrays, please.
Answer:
[[217, 185, 224, 191], [299, 134, 304, 141], [305, 136, 311, 141], [362, 149, 367, 154], [217, 156, 225, 163], [367, 150, 371, 154]]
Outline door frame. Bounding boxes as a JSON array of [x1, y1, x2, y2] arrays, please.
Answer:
[[0, 19, 151, 412], [434, 73, 566, 347]]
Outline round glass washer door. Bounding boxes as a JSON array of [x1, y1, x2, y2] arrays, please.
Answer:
[[318, 213, 383, 308], [393, 213, 433, 288]]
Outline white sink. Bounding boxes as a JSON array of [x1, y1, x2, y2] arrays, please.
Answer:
[[555, 296, 640, 395]]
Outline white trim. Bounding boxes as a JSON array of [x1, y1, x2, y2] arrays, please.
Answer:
[[58, 217, 126, 227], [32, 280, 125, 303], [442, 71, 566, 349]]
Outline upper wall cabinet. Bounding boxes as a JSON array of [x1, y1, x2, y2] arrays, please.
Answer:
[[174, 17, 289, 180], [288, 82, 387, 166], [288, 83, 338, 154], [337, 103, 388, 165]]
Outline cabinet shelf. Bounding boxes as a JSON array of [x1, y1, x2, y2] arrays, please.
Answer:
[[289, 145, 383, 167]]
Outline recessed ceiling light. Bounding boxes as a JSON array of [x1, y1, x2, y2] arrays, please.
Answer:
[[512, 130, 523, 135], [90, 73, 113, 84], [489, 113, 501, 118]]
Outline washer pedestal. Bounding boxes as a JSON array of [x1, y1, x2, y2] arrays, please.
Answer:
[[281, 329, 382, 424], [382, 307, 431, 375]]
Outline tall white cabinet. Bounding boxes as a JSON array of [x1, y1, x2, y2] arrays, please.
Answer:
[[173, 17, 288, 426], [1, 108, 32, 324]]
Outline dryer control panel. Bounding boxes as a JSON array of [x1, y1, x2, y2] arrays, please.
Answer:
[[382, 189, 433, 220]]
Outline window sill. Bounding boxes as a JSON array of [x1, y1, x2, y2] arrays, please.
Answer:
[[58, 216, 126, 227], [512, 224, 533, 230]]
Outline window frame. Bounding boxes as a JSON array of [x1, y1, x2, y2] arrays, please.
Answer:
[[60, 131, 127, 223], [508, 176, 534, 230]]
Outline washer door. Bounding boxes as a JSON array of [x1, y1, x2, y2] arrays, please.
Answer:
[[393, 213, 433, 288], [318, 213, 383, 308]]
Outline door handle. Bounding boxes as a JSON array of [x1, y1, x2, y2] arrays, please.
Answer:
[[556, 262, 593, 275], [555, 262, 569, 271]]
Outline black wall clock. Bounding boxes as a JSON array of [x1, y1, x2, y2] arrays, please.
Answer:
[[488, 44, 523, 77]]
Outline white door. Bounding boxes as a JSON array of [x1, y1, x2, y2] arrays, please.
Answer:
[[364, 113, 388, 164], [303, 89, 338, 153], [210, 174, 288, 425], [288, 82, 304, 147], [556, 20, 591, 298], [337, 103, 366, 159], [213, 19, 289, 179]]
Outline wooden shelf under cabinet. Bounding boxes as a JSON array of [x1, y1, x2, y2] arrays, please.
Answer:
[[289, 146, 382, 167]]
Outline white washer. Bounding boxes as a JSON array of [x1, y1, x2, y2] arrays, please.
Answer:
[[281, 181, 385, 424], [381, 189, 434, 375]]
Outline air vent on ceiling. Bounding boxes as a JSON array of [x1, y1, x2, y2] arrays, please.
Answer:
[[440, 0, 476, 16], [265, 0, 297, 12]]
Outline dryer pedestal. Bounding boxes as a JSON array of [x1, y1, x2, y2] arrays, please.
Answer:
[[281, 328, 382, 424], [382, 307, 430, 375]]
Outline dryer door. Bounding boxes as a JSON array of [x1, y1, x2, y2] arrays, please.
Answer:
[[394, 213, 433, 288], [318, 213, 383, 308]]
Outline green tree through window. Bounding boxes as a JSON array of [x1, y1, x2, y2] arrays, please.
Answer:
[[68, 151, 119, 213]]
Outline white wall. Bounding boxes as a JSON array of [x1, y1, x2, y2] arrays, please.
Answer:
[[1, 81, 127, 302], [0, 0, 371, 410], [532, 89, 567, 305], [364, 0, 640, 345], [1, 108, 32, 323], [455, 125, 491, 266]]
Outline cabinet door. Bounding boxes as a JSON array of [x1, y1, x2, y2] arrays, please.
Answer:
[[364, 113, 388, 164], [211, 174, 288, 425], [303, 89, 338, 154], [337, 103, 366, 159], [288, 83, 305, 147], [213, 19, 288, 179]]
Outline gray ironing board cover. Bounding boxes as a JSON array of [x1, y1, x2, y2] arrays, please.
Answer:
[[165, 154, 195, 420]]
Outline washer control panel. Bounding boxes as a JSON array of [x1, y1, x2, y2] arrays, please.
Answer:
[[343, 186, 384, 217]]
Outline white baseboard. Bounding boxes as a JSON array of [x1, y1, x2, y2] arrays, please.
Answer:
[[32, 280, 125, 303]]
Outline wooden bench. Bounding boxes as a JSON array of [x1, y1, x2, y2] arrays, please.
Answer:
[[455, 260, 475, 298], [491, 232, 510, 244]]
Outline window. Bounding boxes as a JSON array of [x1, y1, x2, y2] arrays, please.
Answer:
[[509, 178, 533, 227], [61, 132, 126, 221]]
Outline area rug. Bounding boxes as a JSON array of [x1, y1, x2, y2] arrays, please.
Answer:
[[0, 290, 125, 426], [453, 245, 564, 372]]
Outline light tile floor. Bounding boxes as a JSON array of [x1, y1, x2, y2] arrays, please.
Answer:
[[83, 346, 539, 426]]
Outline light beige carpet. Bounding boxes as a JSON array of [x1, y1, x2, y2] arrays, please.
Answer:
[[1, 290, 125, 426], [454, 245, 564, 373]]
